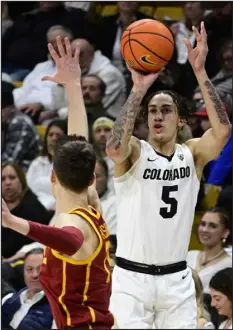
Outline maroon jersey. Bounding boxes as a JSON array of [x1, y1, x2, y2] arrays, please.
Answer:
[[39, 207, 114, 329]]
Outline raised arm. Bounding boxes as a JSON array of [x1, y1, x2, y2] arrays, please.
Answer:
[[42, 37, 88, 140], [106, 66, 161, 164], [184, 22, 231, 166], [42, 37, 101, 212]]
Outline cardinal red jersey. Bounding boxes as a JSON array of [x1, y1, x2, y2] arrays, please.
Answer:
[[39, 206, 114, 329]]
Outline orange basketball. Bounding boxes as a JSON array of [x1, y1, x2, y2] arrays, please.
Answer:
[[120, 19, 174, 73]]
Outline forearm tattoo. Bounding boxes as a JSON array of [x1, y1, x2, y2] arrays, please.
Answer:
[[106, 90, 144, 150], [204, 80, 230, 125]]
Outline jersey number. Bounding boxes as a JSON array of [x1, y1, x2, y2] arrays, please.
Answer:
[[160, 185, 178, 219]]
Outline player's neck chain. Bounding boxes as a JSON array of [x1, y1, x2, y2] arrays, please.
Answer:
[[200, 249, 225, 266]]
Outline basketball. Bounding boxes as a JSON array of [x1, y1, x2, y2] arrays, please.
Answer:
[[120, 19, 174, 73]]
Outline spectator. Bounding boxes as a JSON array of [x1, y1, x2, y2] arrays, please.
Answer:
[[92, 117, 115, 192], [95, 158, 117, 236], [2, 81, 41, 171], [187, 208, 232, 294], [170, 2, 205, 98], [71, 38, 126, 119], [2, 2, 85, 81], [204, 2, 232, 79], [171, 2, 205, 66], [191, 269, 215, 329], [12, 25, 73, 124], [2, 248, 53, 330], [27, 119, 67, 212], [2, 162, 51, 259], [210, 268, 232, 329], [96, 2, 151, 71], [55, 75, 107, 136]]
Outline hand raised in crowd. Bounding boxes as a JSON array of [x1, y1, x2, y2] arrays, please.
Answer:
[[42, 36, 81, 86], [184, 21, 208, 73]]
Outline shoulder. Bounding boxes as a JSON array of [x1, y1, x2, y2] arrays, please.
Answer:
[[32, 60, 53, 71], [185, 138, 200, 155], [54, 213, 90, 237]]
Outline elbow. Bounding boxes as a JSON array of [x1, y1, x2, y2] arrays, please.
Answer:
[[222, 124, 232, 138], [218, 123, 232, 143]]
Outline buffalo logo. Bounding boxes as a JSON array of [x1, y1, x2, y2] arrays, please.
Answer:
[[140, 55, 159, 66], [177, 153, 184, 161]]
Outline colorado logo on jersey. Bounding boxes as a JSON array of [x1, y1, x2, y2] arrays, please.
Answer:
[[143, 166, 190, 181]]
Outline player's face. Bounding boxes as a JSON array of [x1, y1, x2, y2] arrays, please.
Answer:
[[147, 93, 180, 143], [24, 253, 43, 294], [2, 165, 23, 202], [198, 212, 229, 248], [93, 126, 112, 148], [210, 288, 232, 317], [47, 125, 65, 156]]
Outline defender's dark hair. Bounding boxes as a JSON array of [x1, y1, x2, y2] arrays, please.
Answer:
[[53, 135, 96, 193], [141, 90, 192, 123], [205, 207, 231, 245], [82, 74, 106, 97], [42, 119, 67, 160], [209, 268, 232, 302], [24, 248, 44, 261]]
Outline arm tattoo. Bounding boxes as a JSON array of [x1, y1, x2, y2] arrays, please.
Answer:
[[204, 80, 229, 125], [106, 90, 144, 150]]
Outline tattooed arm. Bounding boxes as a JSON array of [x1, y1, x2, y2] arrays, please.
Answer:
[[184, 22, 231, 167], [106, 67, 160, 165]]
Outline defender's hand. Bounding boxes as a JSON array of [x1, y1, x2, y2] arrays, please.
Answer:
[[184, 21, 208, 73], [42, 37, 81, 86], [2, 198, 14, 228]]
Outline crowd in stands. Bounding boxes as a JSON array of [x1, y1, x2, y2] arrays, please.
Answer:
[[2, 2, 232, 329]]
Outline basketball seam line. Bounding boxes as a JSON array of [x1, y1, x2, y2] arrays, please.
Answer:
[[129, 38, 169, 62], [126, 19, 154, 32], [128, 30, 151, 72], [121, 31, 174, 46]]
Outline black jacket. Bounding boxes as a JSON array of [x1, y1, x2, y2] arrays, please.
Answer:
[[2, 189, 52, 258]]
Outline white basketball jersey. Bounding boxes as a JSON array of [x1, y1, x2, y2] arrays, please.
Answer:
[[114, 140, 200, 265]]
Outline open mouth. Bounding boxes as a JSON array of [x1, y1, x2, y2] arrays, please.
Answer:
[[154, 124, 163, 130]]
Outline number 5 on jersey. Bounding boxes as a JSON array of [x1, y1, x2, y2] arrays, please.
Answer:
[[160, 185, 178, 218]]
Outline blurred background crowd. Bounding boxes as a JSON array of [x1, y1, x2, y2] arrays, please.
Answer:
[[1, 2, 232, 329]]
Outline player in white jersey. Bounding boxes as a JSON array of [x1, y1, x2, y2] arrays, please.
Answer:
[[106, 22, 231, 329]]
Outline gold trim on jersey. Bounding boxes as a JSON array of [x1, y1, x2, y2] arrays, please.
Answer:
[[51, 210, 103, 265], [81, 262, 96, 325], [68, 206, 101, 220], [42, 257, 47, 264], [58, 260, 72, 327], [104, 241, 111, 283]]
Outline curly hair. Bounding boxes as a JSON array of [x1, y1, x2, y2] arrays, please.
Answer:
[[140, 90, 192, 124]]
